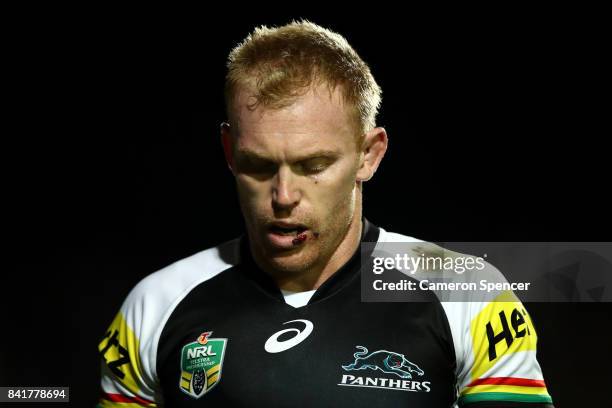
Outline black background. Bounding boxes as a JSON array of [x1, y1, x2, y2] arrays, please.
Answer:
[[2, 6, 610, 407]]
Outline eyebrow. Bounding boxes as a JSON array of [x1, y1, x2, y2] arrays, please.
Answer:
[[235, 148, 340, 163]]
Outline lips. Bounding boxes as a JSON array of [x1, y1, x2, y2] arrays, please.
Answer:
[[268, 222, 308, 236], [266, 222, 309, 249]]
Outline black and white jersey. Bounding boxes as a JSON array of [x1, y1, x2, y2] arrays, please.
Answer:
[[97, 220, 553, 407]]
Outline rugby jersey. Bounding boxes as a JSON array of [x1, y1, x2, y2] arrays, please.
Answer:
[[97, 219, 553, 407]]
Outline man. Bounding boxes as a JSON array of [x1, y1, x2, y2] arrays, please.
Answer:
[[97, 21, 553, 407]]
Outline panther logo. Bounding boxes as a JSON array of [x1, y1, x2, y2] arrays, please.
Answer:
[[342, 346, 425, 379]]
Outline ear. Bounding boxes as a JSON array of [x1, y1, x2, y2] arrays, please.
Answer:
[[220, 122, 235, 173], [356, 127, 388, 182]]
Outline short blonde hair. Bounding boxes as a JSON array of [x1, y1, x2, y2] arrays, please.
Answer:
[[225, 20, 382, 134]]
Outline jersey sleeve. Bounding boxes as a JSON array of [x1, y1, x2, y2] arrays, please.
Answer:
[[424, 244, 555, 408], [97, 297, 160, 407], [453, 290, 554, 407], [375, 232, 555, 407]]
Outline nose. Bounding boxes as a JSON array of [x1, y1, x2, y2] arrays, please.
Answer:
[[272, 165, 301, 211]]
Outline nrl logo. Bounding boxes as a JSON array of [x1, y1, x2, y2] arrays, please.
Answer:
[[339, 346, 431, 392], [179, 331, 227, 399]]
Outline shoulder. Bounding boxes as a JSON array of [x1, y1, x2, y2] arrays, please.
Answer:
[[98, 238, 243, 399], [377, 227, 423, 243], [126, 237, 241, 308], [375, 229, 551, 404], [116, 238, 241, 373], [376, 226, 507, 293]]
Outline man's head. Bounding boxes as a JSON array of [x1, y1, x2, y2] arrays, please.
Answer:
[[224, 20, 382, 136], [221, 21, 388, 281]]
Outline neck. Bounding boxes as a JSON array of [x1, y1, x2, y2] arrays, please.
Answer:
[[310, 214, 363, 290]]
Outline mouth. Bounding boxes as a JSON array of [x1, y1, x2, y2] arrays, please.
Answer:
[[268, 223, 308, 236], [266, 222, 310, 249]]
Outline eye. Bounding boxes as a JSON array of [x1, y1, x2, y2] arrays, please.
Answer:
[[235, 156, 277, 176], [299, 158, 333, 175]]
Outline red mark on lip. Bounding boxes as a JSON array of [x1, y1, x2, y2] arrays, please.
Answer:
[[292, 233, 307, 245]]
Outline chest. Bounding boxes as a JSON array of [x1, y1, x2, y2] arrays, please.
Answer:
[[157, 289, 457, 407]]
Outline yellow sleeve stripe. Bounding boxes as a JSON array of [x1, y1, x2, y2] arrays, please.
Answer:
[[462, 383, 549, 396]]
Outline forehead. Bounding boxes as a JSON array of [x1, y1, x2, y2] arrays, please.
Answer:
[[231, 85, 358, 157]]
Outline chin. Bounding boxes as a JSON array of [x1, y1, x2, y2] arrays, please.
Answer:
[[266, 247, 319, 273]]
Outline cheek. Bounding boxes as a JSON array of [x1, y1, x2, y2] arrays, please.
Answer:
[[236, 176, 266, 198], [328, 160, 359, 196], [312, 162, 358, 215], [315, 156, 358, 189], [235, 177, 268, 214]]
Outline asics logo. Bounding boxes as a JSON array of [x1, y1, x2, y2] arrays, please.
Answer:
[[264, 319, 314, 353]]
